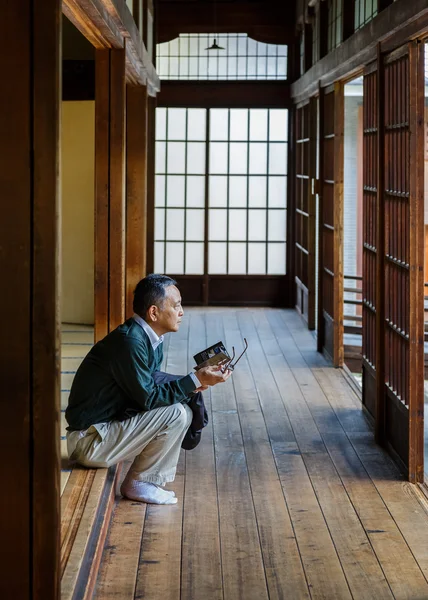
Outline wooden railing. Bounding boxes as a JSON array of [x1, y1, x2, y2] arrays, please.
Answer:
[[343, 274, 363, 372]]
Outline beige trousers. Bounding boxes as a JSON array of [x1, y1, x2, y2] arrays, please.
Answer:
[[67, 402, 192, 485]]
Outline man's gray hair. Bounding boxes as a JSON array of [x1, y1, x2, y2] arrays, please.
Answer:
[[133, 274, 177, 317]]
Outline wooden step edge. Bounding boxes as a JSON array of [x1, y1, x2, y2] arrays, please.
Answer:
[[61, 463, 122, 600]]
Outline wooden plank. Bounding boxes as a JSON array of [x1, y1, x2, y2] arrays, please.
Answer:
[[180, 311, 223, 600], [333, 82, 344, 367], [126, 84, 148, 317], [32, 2, 62, 597], [95, 50, 110, 342], [109, 49, 126, 330]]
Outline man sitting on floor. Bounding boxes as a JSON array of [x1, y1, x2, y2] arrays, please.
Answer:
[[65, 274, 231, 505]]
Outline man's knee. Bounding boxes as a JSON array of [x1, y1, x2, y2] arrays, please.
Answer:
[[167, 402, 192, 429]]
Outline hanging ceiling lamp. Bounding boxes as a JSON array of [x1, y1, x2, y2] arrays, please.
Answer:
[[205, 1, 225, 50]]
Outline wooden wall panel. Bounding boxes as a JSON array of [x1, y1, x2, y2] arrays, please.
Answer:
[[0, 1, 61, 598], [126, 85, 149, 316]]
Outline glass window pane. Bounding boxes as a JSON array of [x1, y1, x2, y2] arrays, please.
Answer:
[[248, 209, 266, 241], [229, 209, 247, 241], [229, 143, 248, 174], [210, 110, 229, 140], [250, 109, 268, 140], [209, 176, 227, 207], [189, 56, 198, 77], [187, 142, 206, 174], [166, 208, 185, 240], [277, 56, 287, 78], [269, 177, 286, 208], [155, 175, 166, 207], [166, 242, 184, 274], [218, 56, 228, 78], [155, 141, 166, 173], [267, 57, 277, 77], [187, 109, 206, 140], [189, 36, 199, 56], [167, 108, 186, 139], [185, 242, 204, 274], [228, 55, 237, 78], [257, 56, 267, 78], [248, 243, 266, 274], [229, 177, 247, 208], [155, 208, 165, 240], [247, 37, 258, 55], [228, 243, 246, 274], [268, 210, 286, 241], [169, 57, 179, 78], [268, 243, 286, 274], [269, 110, 288, 141], [209, 242, 227, 274], [167, 142, 186, 173], [210, 142, 228, 173], [230, 109, 248, 140], [199, 54, 208, 77], [187, 176, 205, 207], [166, 176, 185, 207], [186, 209, 205, 241], [156, 108, 167, 139], [249, 176, 267, 207], [168, 37, 179, 55], [158, 56, 168, 78], [237, 56, 247, 78], [180, 56, 189, 78], [249, 143, 267, 174], [209, 209, 227, 240], [269, 143, 287, 174], [154, 242, 165, 273], [247, 56, 257, 78]]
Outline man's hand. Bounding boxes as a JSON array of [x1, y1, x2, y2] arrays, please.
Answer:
[[195, 364, 232, 387], [194, 385, 209, 392]]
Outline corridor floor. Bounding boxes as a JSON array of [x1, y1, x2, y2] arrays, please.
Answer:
[[92, 308, 428, 600]]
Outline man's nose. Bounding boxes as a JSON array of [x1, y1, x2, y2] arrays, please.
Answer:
[[179, 307, 184, 317]]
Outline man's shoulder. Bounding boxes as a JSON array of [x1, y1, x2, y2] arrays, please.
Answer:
[[105, 318, 150, 350]]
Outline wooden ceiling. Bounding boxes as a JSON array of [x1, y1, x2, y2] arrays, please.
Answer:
[[156, 1, 294, 45]]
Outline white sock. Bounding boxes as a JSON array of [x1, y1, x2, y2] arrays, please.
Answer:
[[121, 480, 178, 505]]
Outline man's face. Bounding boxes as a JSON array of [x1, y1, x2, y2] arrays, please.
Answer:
[[153, 285, 184, 334]]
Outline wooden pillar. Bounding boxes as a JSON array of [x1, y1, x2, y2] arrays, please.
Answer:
[[95, 49, 126, 342], [146, 95, 156, 274], [126, 85, 149, 316], [0, 1, 61, 598], [333, 82, 344, 367]]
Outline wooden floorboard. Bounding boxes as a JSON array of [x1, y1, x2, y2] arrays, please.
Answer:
[[92, 308, 428, 600]]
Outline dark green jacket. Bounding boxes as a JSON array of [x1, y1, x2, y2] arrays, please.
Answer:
[[66, 318, 196, 431]]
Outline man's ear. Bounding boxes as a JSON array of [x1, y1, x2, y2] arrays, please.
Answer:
[[147, 305, 158, 322]]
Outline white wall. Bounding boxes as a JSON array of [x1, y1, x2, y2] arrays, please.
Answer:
[[61, 101, 95, 324]]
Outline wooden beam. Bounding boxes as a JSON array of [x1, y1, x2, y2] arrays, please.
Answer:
[[62, 0, 160, 93], [157, 1, 293, 45], [317, 83, 325, 353], [333, 82, 344, 368], [291, 0, 428, 103], [0, 1, 61, 598], [146, 95, 156, 274], [158, 81, 291, 109], [126, 85, 148, 316]]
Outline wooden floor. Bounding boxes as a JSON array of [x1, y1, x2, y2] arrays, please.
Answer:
[[91, 308, 428, 600]]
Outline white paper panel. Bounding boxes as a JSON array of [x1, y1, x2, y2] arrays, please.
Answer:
[[248, 243, 266, 274], [257, 56, 267, 77], [230, 110, 248, 140], [169, 58, 179, 78], [249, 177, 267, 207], [155, 208, 165, 240], [268, 177, 286, 207], [229, 177, 247, 207], [187, 176, 205, 207], [209, 176, 227, 207], [229, 209, 247, 241], [156, 108, 167, 139], [250, 109, 268, 140], [268, 243, 286, 274], [237, 56, 247, 77], [166, 242, 184, 274], [249, 143, 267, 174], [189, 36, 199, 55], [210, 110, 229, 140], [166, 176, 185, 206], [209, 143, 228, 174], [229, 143, 248, 174], [155, 175, 165, 206], [168, 38, 179, 55], [269, 110, 288, 141], [209, 242, 227, 274], [167, 108, 186, 139], [248, 209, 266, 241], [187, 109, 206, 140], [187, 142, 206, 174], [268, 210, 286, 241], [154, 242, 165, 273], [166, 209, 185, 240], [157, 57, 168, 78], [186, 209, 205, 241], [155, 141, 166, 173], [228, 243, 246, 274], [269, 143, 287, 174], [247, 56, 257, 78], [167, 142, 186, 173], [185, 243, 204, 274], [267, 57, 277, 77], [209, 209, 227, 240]]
